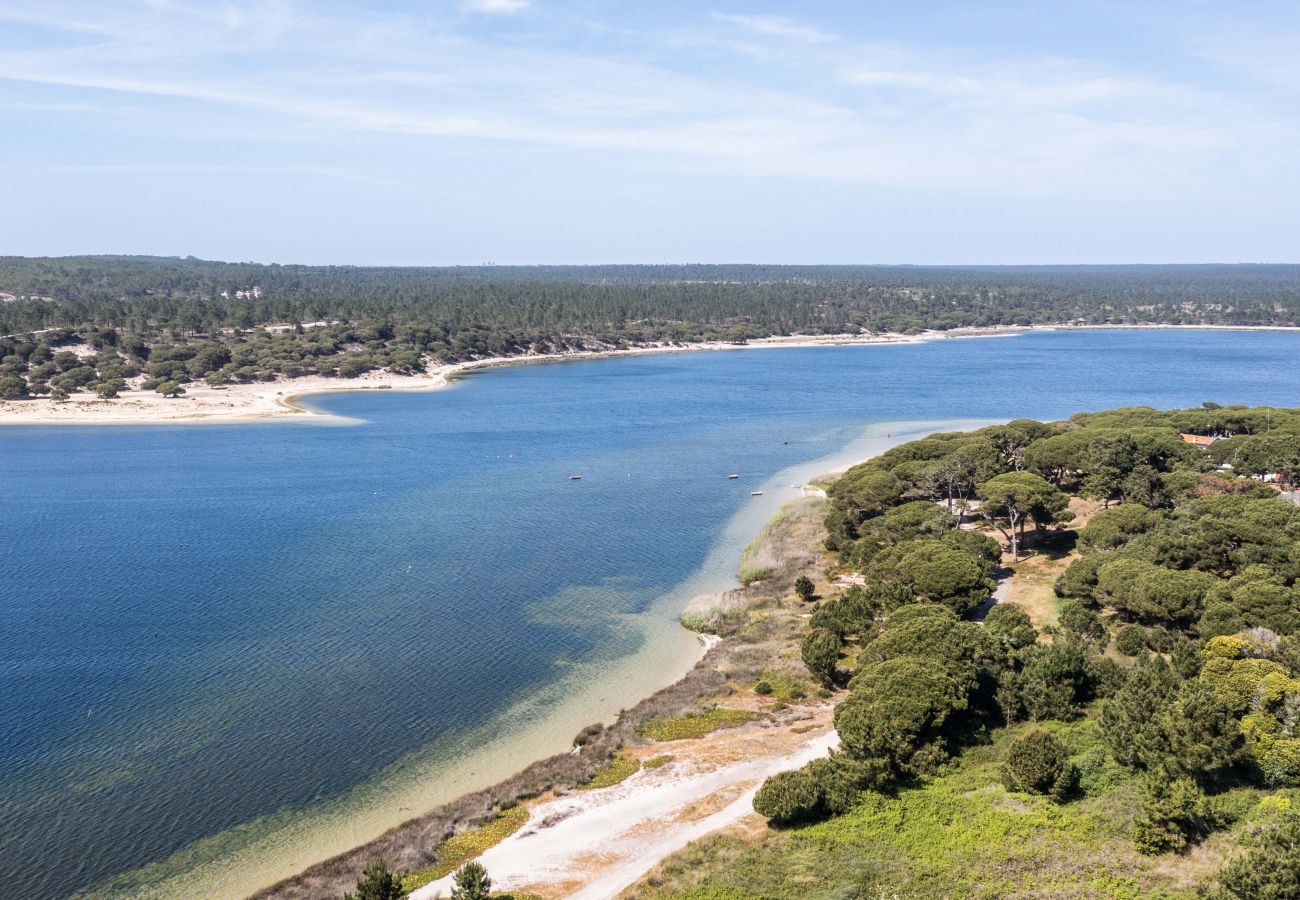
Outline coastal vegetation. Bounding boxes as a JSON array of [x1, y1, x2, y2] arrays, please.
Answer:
[[398, 806, 528, 891], [637, 708, 760, 742], [345, 860, 407, 900], [579, 753, 642, 789], [635, 404, 1300, 898], [3, 259, 1300, 406]]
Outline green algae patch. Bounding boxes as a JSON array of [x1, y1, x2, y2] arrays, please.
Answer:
[[580, 754, 642, 790], [638, 708, 759, 742], [401, 805, 529, 891]]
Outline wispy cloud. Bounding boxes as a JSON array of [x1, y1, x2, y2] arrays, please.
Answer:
[[7, 163, 400, 187], [462, 0, 531, 14], [711, 12, 834, 44], [0, 1, 1291, 200]]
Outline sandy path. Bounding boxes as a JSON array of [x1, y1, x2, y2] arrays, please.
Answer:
[[413, 714, 838, 900]]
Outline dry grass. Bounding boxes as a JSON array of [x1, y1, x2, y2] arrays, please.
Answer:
[[995, 498, 1103, 631], [1003, 547, 1072, 630]]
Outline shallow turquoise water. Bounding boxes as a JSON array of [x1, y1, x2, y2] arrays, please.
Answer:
[[3, 329, 1300, 897]]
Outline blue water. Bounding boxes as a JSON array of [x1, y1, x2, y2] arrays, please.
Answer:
[[3, 329, 1299, 898]]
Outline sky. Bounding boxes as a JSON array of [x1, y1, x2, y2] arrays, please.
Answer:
[[0, 0, 1296, 265]]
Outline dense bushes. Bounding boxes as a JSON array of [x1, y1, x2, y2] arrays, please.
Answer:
[[836, 654, 969, 773], [752, 753, 887, 825], [1209, 812, 1300, 899], [1001, 728, 1077, 801], [775, 405, 1300, 891], [1131, 770, 1216, 855], [345, 861, 407, 900], [800, 628, 841, 688], [868, 541, 993, 615]]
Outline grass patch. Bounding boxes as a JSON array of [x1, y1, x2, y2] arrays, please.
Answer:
[[738, 508, 789, 584], [754, 669, 808, 701], [637, 708, 760, 742], [680, 605, 747, 633], [1004, 547, 1076, 630], [401, 805, 529, 891], [738, 561, 775, 585], [580, 754, 641, 790], [644, 754, 674, 768]]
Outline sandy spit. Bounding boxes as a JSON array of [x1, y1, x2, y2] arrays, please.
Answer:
[[0, 328, 1010, 426], [3, 323, 1299, 426]]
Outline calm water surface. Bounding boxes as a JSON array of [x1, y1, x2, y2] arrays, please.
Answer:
[[3, 329, 1300, 898]]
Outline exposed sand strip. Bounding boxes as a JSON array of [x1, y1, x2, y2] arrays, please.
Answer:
[[413, 710, 838, 900]]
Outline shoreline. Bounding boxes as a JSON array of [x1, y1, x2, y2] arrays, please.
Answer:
[[0, 329, 968, 427], [4, 322, 1298, 427], [234, 419, 991, 900], [76, 420, 980, 899]]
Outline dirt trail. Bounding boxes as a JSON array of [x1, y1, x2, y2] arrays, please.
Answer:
[[414, 709, 837, 900]]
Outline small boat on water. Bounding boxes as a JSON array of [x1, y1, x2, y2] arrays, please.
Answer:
[[751, 490, 764, 496], [569, 475, 583, 480], [727, 474, 739, 479]]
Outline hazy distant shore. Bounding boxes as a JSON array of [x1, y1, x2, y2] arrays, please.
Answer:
[[0, 329, 964, 426], [0, 326, 1029, 426], [4, 322, 1298, 427]]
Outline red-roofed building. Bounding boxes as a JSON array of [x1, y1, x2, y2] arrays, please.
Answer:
[[1180, 433, 1219, 448]]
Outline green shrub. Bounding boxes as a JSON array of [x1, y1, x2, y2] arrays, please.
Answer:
[[752, 754, 887, 825], [1115, 624, 1147, 657], [347, 860, 408, 900], [450, 861, 491, 900], [1131, 770, 1214, 855], [1002, 728, 1077, 802], [1058, 601, 1107, 644], [1210, 812, 1300, 898], [1101, 656, 1179, 769], [1085, 655, 1126, 699], [752, 767, 824, 824], [985, 602, 1038, 650], [794, 575, 816, 602], [801, 628, 841, 687]]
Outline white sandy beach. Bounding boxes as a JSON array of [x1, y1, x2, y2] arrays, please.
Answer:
[[0, 330, 984, 426]]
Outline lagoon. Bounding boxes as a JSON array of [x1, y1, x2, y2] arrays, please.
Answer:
[[4, 328, 1300, 898]]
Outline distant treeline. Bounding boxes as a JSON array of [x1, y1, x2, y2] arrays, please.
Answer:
[[4, 257, 1300, 338], [2, 257, 1300, 399]]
